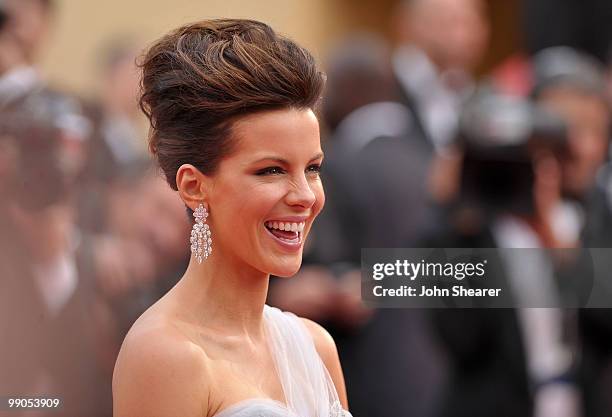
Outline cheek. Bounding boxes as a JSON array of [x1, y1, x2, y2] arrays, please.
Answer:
[[216, 183, 286, 229], [312, 182, 326, 217]]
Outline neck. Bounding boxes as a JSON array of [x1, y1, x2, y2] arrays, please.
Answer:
[[171, 247, 270, 340]]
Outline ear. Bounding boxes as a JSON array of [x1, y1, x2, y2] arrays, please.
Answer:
[[176, 164, 211, 210]]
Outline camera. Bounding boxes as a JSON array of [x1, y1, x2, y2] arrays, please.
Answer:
[[456, 88, 568, 215]]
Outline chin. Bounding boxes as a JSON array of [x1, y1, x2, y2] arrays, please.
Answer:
[[267, 257, 303, 278]]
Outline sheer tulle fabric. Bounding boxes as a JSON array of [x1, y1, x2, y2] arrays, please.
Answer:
[[213, 305, 351, 417]]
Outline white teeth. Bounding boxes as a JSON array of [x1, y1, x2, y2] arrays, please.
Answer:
[[265, 221, 306, 233]]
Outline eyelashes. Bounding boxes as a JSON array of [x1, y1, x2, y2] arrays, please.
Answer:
[[306, 164, 322, 174], [256, 166, 284, 176], [255, 164, 322, 176]]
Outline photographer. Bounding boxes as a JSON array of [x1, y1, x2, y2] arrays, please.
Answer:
[[428, 90, 581, 417], [531, 46, 612, 417]]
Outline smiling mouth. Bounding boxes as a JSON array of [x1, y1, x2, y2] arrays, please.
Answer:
[[264, 221, 305, 244]]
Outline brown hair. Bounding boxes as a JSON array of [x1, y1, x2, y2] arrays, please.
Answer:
[[139, 19, 325, 190]]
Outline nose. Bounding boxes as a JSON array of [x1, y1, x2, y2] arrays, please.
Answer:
[[285, 174, 317, 208]]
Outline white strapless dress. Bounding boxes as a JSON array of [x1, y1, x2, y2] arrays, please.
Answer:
[[212, 305, 352, 417]]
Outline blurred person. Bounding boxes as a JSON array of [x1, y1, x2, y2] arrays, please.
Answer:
[[82, 164, 169, 417], [4, 0, 54, 65], [427, 91, 582, 417], [94, 161, 158, 320], [392, 0, 490, 152], [0, 101, 64, 401], [93, 38, 147, 167], [270, 34, 444, 417], [0, 5, 115, 412], [0, 0, 55, 102], [0, 0, 88, 182], [0, 95, 109, 416], [291, 34, 431, 314], [272, 35, 409, 323], [532, 47, 610, 205], [75, 41, 185, 393], [321, 34, 396, 132], [531, 47, 612, 417], [97, 163, 188, 342], [391, 0, 491, 236], [75, 39, 161, 363], [0, 1, 22, 71], [112, 19, 353, 417], [138, 173, 190, 295], [0, 0, 89, 183], [489, 47, 612, 244], [0, 0, 88, 160], [0, 0, 90, 174], [82, 163, 190, 417], [78, 38, 147, 234], [0, 0, 41, 105]]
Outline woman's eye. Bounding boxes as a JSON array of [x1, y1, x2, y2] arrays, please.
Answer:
[[256, 166, 285, 176], [255, 164, 321, 176], [306, 164, 321, 174]]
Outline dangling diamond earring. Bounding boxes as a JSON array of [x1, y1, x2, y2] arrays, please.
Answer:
[[190, 203, 212, 263]]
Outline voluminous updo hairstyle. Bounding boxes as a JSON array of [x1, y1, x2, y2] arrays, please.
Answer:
[[139, 19, 326, 190]]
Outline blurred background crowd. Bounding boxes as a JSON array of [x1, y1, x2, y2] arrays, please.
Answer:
[[1, 0, 612, 416]]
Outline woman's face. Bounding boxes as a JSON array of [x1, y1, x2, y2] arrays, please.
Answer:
[[206, 108, 325, 277]]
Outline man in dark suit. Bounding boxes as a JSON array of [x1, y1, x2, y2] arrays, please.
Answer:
[[391, 0, 490, 152]]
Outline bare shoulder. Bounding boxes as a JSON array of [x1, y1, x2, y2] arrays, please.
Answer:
[[299, 317, 348, 409], [299, 318, 337, 364], [112, 313, 210, 417]]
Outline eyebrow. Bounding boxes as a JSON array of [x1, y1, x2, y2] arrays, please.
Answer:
[[251, 152, 324, 165]]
